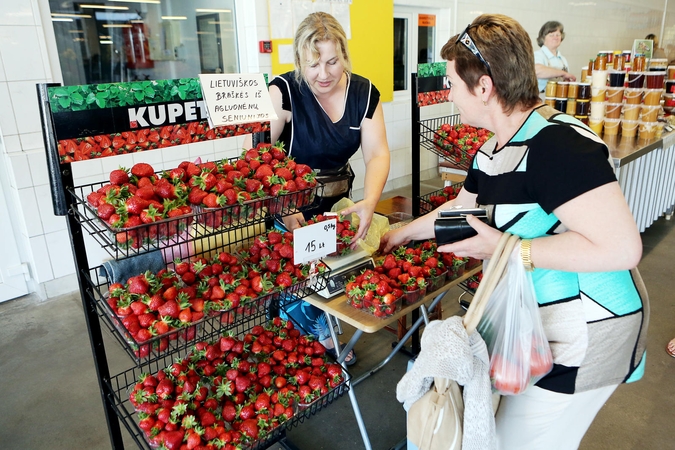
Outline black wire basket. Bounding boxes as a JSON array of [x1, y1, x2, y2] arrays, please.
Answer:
[[417, 181, 464, 215], [104, 314, 350, 450]]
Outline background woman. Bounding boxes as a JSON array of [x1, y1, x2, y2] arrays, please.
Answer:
[[382, 14, 648, 449], [534, 21, 576, 92], [253, 12, 390, 364]]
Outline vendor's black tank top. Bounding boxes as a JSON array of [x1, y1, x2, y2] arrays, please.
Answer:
[[269, 72, 380, 170]]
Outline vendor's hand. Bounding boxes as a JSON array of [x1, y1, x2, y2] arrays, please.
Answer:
[[380, 227, 411, 254], [282, 212, 305, 232], [340, 199, 377, 249], [562, 72, 577, 82], [437, 214, 502, 259]]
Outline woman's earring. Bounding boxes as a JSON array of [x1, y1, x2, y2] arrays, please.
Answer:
[[483, 100, 488, 106]]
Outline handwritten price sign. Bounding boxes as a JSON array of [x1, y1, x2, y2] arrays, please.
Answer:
[[293, 219, 337, 264]]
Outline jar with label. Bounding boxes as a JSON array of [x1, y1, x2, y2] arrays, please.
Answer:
[[613, 54, 625, 71], [588, 59, 594, 77], [545, 81, 558, 97], [633, 54, 646, 72], [594, 53, 608, 71]]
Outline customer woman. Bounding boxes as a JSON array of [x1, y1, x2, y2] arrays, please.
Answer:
[[382, 14, 648, 449], [534, 21, 576, 92], [254, 12, 390, 364]]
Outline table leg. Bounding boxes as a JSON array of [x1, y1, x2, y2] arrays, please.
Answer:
[[352, 291, 447, 386], [323, 312, 372, 450]]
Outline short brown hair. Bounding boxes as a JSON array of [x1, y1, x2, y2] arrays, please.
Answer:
[[440, 14, 540, 115], [293, 12, 352, 83], [537, 21, 565, 47]]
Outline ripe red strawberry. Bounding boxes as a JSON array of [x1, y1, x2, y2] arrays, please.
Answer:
[[238, 419, 259, 440], [275, 272, 293, 289], [157, 299, 180, 319], [125, 196, 149, 216], [274, 167, 293, 181], [294, 164, 312, 177], [187, 187, 208, 205], [97, 203, 116, 220], [131, 162, 155, 178], [110, 168, 129, 185], [127, 275, 149, 295]]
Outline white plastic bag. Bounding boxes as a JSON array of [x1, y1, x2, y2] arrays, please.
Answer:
[[476, 245, 553, 395]]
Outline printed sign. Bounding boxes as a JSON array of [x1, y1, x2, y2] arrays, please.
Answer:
[[293, 219, 337, 264], [199, 73, 278, 127]]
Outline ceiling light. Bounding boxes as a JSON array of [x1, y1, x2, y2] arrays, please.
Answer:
[[111, 0, 160, 3], [100, 40, 113, 44], [51, 13, 92, 18], [79, 4, 129, 10], [52, 18, 74, 22], [69, 30, 85, 33], [161, 16, 187, 20], [103, 24, 132, 28], [73, 37, 85, 42], [130, 19, 144, 23], [195, 8, 231, 13], [99, 35, 111, 39]]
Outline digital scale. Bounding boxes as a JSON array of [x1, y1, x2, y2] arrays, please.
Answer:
[[314, 248, 375, 298]]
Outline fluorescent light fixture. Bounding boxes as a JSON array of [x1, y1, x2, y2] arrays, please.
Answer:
[[161, 16, 187, 20], [73, 37, 85, 42], [52, 18, 74, 22], [103, 23, 132, 28], [99, 35, 111, 39], [195, 8, 231, 13], [111, 0, 160, 3], [100, 40, 113, 44], [51, 13, 92, 18], [79, 4, 129, 10], [69, 30, 85, 33], [196, 31, 216, 35], [130, 20, 144, 23]]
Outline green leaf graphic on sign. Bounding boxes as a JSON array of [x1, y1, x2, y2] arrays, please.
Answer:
[[71, 92, 84, 105], [58, 97, 71, 108]]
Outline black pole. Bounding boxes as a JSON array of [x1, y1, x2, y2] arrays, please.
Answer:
[[36, 83, 126, 448], [411, 73, 421, 217]]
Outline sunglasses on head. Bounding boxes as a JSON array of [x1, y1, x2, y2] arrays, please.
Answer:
[[457, 24, 492, 78]]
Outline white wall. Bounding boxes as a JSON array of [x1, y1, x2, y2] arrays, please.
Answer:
[[0, 0, 670, 299]]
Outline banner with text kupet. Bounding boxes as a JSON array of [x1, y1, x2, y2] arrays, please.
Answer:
[[417, 62, 451, 107], [47, 78, 269, 163]]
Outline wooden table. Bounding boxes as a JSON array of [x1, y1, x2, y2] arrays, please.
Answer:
[[303, 265, 482, 450]]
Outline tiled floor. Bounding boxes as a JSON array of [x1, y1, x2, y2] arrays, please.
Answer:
[[1, 177, 674, 449]]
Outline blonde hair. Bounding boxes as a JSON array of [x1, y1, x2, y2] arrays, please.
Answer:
[[293, 12, 352, 83]]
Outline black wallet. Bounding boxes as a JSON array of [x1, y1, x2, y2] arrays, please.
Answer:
[[434, 208, 489, 245]]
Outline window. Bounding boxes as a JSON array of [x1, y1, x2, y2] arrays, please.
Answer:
[[49, 1, 239, 85], [393, 11, 437, 93]]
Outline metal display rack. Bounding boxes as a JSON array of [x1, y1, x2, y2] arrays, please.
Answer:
[[410, 70, 469, 217], [36, 80, 347, 449]]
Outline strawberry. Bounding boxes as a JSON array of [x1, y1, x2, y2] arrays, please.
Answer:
[[131, 162, 155, 178], [238, 419, 259, 440], [110, 168, 129, 185]]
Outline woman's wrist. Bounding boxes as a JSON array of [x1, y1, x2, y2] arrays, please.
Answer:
[[520, 238, 535, 271]]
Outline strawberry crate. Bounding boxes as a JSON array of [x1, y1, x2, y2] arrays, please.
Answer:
[[402, 286, 427, 306], [447, 259, 467, 281], [426, 271, 448, 293], [347, 293, 403, 319], [419, 116, 493, 170], [106, 317, 350, 450], [84, 262, 329, 366], [418, 181, 464, 215]]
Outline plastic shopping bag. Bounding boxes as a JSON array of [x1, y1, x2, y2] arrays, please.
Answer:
[[476, 245, 553, 395], [330, 198, 390, 255]]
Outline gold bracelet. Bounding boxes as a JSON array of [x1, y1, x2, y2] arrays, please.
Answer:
[[520, 239, 535, 271]]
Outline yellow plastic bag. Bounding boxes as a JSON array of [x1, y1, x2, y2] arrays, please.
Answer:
[[330, 198, 390, 255]]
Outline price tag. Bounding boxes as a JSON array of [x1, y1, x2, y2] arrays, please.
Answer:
[[293, 219, 337, 264], [198, 73, 278, 127]]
